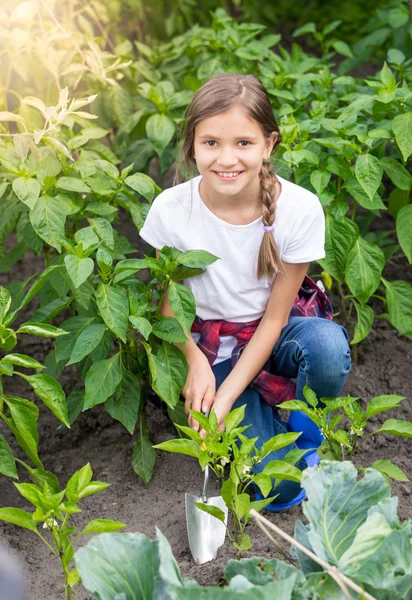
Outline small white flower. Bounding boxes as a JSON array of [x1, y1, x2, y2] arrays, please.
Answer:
[[42, 518, 58, 529], [220, 456, 230, 466], [242, 465, 251, 475]]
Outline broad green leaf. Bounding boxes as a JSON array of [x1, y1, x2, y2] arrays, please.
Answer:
[[67, 324, 106, 366], [354, 154, 383, 202], [0, 435, 18, 478], [0, 287, 11, 322], [146, 114, 175, 158], [225, 405, 246, 434], [124, 173, 156, 202], [78, 481, 109, 500], [95, 284, 128, 343], [80, 519, 126, 535], [252, 474, 272, 498], [152, 317, 187, 344], [28, 295, 73, 323], [263, 461, 302, 483], [12, 177, 41, 209], [382, 279, 412, 337], [365, 395, 405, 419], [1, 353, 43, 369], [277, 400, 322, 427], [145, 342, 187, 408], [392, 112, 412, 162], [346, 238, 385, 304], [0, 327, 17, 351], [17, 322, 69, 338], [16, 265, 62, 313], [371, 460, 408, 482], [260, 432, 301, 458], [88, 218, 114, 250], [396, 204, 412, 263], [351, 301, 374, 345], [154, 438, 200, 458], [17, 373, 69, 427], [129, 316, 152, 341], [75, 532, 158, 599], [381, 157, 412, 191], [376, 419, 412, 438], [195, 502, 226, 524], [74, 226, 99, 250], [332, 40, 353, 58], [54, 316, 97, 362], [177, 250, 220, 269], [105, 371, 141, 435], [30, 195, 66, 252], [0, 508, 37, 533], [301, 462, 390, 564], [319, 215, 358, 281], [167, 281, 195, 336], [84, 353, 122, 409], [309, 170, 331, 196], [64, 255, 94, 288], [132, 434, 155, 484], [56, 177, 91, 193], [3, 396, 41, 467]]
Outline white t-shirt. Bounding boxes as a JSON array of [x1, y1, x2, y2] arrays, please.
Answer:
[[139, 174, 325, 365]]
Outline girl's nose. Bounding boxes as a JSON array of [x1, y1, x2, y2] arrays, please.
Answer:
[[216, 147, 238, 167]]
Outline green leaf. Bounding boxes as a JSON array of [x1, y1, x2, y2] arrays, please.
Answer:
[[0, 435, 18, 478], [74, 226, 99, 250], [167, 281, 195, 336], [124, 173, 156, 202], [30, 195, 66, 252], [376, 418, 412, 438], [152, 317, 187, 344], [300, 462, 390, 565], [354, 154, 383, 202], [105, 371, 141, 435], [146, 114, 175, 158], [81, 519, 126, 535], [14, 264, 61, 314], [225, 405, 246, 434], [260, 432, 301, 458], [154, 438, 200, 458], [365, 395, 405, 419], [29, 295, 73, 323], [75, 532, 158, 599], [381, 157, 412, 191], [67, 324, 106, 366], [2, 353, 43, 369], [351, 301, 374, 345], [319, 215, 358, 281], [252, 474, 272, 498], [95, 284, 128, 343], [54, 316, 97, 362], [16, 322, 69, 337], [392, 112, 412, 162], [263, 460, 302, 483], [12, 177, 41, 209], [396, 204, 412, 263], [310, 170, 331, 196], [177, 250, 220, 269], [132, 433, 155, 484], [3, 396, 41, 468], [145, 342, 187, 408], [382, 279, 412, 337], [371, 460, 408, 482], [194, 502, 226, 524], [83, 353, 122, 410], [88, 218, 114, 251], [64, 255, 94, 288], [332, 40, 353, 58], [346, 238, 385, 304], [0, 508, 37, 533], [56, 177, 91, 193], [0, 287, 11, 322], [17, 373, 69, 427], [277, 400, 322, 427], [129, 316, 152, 341]]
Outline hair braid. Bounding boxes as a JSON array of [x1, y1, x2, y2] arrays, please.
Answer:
[[257, 162, 284, 280]]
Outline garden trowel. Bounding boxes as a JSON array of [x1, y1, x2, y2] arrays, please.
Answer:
[[185, 462, 228, 564]]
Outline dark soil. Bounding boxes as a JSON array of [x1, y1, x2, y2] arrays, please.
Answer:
[[0, 206, 411, 600]]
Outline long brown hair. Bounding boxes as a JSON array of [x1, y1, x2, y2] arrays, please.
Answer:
[[174, 73, 284, 279]]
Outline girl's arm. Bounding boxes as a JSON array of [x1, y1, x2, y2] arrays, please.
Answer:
[[207, 262, 309, 427]]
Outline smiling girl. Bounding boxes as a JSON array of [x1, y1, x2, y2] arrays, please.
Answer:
[[139, 73, 351, 510]]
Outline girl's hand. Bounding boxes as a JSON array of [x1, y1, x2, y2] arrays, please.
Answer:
[[181, 352, 216, 431], [199, 392, 234, 437]]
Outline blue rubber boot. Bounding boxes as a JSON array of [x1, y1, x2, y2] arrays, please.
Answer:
[[287, 410, 323, 468]]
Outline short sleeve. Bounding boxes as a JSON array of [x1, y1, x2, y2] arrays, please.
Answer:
[[139, 192, 170, 250], [282, 193, 325, 263]]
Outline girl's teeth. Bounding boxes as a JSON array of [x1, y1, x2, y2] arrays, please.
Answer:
[[217, 172, 240, 178]]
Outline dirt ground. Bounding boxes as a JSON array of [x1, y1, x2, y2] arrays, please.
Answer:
[[0, 210, 411, 600]]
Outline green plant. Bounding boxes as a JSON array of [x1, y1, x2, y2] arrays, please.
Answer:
[[155, 405, 306, 556], [74, 462, 412, 599], [0, 462, 125, 600], [279, 384, 411, 482]]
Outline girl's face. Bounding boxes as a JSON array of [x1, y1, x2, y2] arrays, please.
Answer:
[[193, 105, 276, 200]]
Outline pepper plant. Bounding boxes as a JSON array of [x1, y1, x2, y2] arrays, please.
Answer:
[[279, 384, 411, 483], [155, 405, 307, 556]]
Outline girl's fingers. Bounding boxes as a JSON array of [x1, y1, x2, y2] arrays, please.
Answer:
[[201, 385, 215, 415]]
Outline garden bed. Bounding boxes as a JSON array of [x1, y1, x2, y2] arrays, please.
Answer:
[[0, 239, 411, 600]]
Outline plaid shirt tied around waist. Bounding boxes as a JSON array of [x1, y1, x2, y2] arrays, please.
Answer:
[[190, 275, 333, 407]]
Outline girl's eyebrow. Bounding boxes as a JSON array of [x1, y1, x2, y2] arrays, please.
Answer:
[[198, 133, 258, 141]]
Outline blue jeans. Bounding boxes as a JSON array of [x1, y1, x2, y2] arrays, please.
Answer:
[[211, 317, 351, 505]]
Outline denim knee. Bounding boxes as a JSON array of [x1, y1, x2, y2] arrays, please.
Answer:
[[303, 319, 352, 382]]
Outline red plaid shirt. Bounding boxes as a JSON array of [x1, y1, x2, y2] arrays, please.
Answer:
[[190, 275, 333, 407]]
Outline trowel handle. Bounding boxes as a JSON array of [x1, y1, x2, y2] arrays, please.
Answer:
[[201, 465, 209, 502]]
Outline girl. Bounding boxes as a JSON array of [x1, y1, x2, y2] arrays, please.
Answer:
[[139, 73, 351, 510]]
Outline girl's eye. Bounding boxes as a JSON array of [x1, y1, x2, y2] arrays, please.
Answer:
[[204, 140, 251, 147]]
